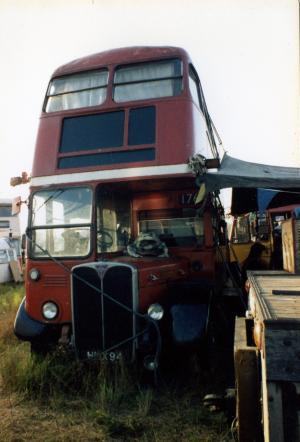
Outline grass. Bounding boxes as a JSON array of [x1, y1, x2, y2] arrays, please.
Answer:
[[0, 283, 24, 347], [0, 283, 234, 441]]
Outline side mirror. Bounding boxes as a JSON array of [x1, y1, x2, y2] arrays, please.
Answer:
[[12, 196, 22, 215], [21, 233, 26, 250]]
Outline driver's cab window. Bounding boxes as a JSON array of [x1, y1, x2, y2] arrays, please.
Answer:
[[96, 188, 131, 253]]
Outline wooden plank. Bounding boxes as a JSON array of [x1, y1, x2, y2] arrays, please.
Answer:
[[9, 260, 23, 283], [234, 316, 248, 352], [234, 318, 262, 442], [260, 347, 285, 442], [282, 219, 295, 273], [295, 220, 300, 272], [265, 382, 284, 442]]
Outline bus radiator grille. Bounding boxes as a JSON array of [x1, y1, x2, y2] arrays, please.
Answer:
[[71, 263, 136, 360]]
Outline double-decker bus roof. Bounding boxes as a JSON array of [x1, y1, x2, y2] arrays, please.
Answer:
[[52, 46, 190, 78]]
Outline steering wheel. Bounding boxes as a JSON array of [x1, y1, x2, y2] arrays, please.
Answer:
[[97, 229, 114, 249]]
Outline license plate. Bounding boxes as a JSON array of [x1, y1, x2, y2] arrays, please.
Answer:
[[86, 350, 122, 362]]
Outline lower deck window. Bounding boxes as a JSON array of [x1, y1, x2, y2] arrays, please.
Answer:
[[60, 111, 125, 153], [58, 105, 156, 169], [128, 106, 155, 145], [97, 188, 131, 254], [139, 210, 204, 247]]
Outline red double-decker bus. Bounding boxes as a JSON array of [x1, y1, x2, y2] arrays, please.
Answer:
[[15, 46, 226, 367]]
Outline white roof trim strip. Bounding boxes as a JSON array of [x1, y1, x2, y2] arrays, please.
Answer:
[[31, 164, 190, 187]]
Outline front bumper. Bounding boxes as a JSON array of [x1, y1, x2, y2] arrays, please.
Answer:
[[14, 297, 50, 341]]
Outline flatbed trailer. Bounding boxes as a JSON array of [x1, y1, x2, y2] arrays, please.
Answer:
[[234, 270, 300, 442]]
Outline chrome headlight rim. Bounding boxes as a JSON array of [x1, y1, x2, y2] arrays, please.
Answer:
[[29, 268, 40, 281], [147, 303, 164, 321], [143, 354, 158, 371], [42, 301, 59, 320]]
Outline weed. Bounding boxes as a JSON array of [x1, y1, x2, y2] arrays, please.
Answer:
[[136, 388, 153, 417], [0, 283, 24, 346], [0, 344, 31, 392]]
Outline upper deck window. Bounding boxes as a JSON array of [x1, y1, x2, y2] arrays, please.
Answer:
[[45, 70, 108, 113], [189, 66, 203, 112], [113, 59, 182, 103]]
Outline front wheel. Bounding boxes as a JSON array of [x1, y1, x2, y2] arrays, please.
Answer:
[[30, 339, 53, 358]]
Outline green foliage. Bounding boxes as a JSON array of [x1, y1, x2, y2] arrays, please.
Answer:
[[0, 283, 24, 314], [0, 283, 24, 348]]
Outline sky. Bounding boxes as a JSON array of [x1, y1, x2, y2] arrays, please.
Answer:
[[0, 0, 299, 223]]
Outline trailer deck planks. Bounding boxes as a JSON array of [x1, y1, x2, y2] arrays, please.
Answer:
[[234, 270, 300, 441]]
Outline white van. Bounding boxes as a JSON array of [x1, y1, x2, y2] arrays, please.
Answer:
[[0, 237, 18, 283]]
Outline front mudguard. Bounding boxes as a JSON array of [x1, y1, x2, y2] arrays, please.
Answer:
[[14, 297, 47, 342], [170, 304, 209, 346]]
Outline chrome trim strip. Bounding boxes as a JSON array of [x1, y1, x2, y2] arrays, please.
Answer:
[[31, 164, 190, 187]]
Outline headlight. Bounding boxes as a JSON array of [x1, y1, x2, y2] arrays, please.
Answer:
[[29, 268, 40, 281], [147, 303, 164, 321], [143, 355, 158, 371], [42, 302, 58, 320]]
